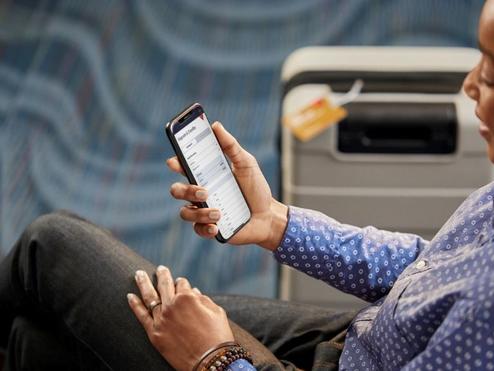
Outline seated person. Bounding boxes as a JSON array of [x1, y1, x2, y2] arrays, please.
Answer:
[[1, 1, 494, 369]]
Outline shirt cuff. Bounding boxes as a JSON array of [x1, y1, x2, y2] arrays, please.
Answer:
[[225, 358, 256, 371], [273, 205, 291, 258]]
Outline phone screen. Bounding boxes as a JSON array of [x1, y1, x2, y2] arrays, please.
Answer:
[[172, 109, 251, 241]]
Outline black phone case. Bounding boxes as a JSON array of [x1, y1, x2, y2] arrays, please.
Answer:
[[165, 104, 251, 243]]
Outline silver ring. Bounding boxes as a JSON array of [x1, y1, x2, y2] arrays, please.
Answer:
[[147, 299, 162, 312]]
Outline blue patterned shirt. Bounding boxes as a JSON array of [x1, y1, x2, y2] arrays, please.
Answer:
[[231, 182, 494, 371]]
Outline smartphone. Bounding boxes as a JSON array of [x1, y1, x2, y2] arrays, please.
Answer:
[[165, 103, 251, 243]]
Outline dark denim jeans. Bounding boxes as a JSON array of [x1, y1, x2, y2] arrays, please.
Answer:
[[0, 211, 355, 370]]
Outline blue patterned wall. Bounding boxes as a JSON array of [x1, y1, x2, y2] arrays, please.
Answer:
[[0, 0, 484, 297]]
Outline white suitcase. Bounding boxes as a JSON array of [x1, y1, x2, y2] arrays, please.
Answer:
[[279, 47, 488, 309]]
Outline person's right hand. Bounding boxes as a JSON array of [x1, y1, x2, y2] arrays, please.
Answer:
[[167, 122, 287, 251]]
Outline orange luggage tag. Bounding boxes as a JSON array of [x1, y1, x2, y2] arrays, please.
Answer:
[[282, 79, 363, 142]]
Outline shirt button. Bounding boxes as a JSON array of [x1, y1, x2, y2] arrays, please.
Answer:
[[415, 260, 428, 270]]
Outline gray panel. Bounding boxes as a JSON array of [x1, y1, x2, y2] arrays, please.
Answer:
[[290, 194, 462, 233], [292, 153, 491, 188]]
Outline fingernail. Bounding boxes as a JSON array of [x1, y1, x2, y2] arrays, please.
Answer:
[[127, 293, 135, 303], [135, 270, 145, 282], [208, 226, 216, 234], [209, 211, 220, 220], [195, 190, 207, 200], [157, 265, 167, 272], [175, 277, 183, 283]]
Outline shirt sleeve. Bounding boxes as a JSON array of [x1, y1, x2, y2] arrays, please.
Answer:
[[226, 359, 256, 371], [274, 206, 429, 301]]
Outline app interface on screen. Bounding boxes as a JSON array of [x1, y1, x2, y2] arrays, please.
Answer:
[[175, 113, 250, 239]]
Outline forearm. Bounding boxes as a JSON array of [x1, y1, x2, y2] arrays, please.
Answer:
[[273, 206, 429, 301]]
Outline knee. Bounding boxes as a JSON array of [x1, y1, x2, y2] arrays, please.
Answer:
[[22, 210, 92, 256], [24, 210, 77, 242], [27, 210, 84, 232], [20, 210, 118, 267]]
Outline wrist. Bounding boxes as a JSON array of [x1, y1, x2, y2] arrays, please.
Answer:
[[193, 341, 235, 371], [193, 342, 251, 371], [259, 199, 288, 251]]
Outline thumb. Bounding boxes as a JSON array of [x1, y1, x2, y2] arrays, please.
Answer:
[[212, 122, 251, 166]]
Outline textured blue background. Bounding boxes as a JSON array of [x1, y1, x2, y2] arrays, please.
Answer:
[[0, 0, 484, 297]]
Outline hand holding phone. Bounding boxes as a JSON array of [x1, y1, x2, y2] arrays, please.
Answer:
[[166, 103, 284, 248]]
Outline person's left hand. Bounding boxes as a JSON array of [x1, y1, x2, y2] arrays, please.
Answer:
[[127, 266, 234, 371]]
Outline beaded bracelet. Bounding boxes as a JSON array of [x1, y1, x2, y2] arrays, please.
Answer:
[[193, 342, 252, 371], [203, 344, 252, 371]]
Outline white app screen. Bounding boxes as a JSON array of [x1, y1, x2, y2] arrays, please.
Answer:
[[175, 113, 250, 240]]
